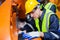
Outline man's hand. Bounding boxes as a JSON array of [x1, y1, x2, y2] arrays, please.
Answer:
[[40, 32, 44, 37]]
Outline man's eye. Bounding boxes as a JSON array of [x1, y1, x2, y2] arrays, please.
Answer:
[[34, 7, 37, 10]]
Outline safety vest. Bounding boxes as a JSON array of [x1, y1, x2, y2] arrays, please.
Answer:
[[45, 2, 58, 14], [35, 9, 54, 32], [40, 4, 44, 10], [45, 2, 54, 10]]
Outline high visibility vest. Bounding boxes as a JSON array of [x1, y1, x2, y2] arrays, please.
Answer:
[[40, 4, 44, 10], [45, 2, 58, 14], [35, 9, 54, 32], [45, 2, 54, 10]]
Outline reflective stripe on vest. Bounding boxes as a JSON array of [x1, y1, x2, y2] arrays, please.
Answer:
[[35, 10, 54, 32], [45, 2, 53, 10], [42, 10, 54, 32], [40, 4, 44, 9], [35, 18, 40, 32]]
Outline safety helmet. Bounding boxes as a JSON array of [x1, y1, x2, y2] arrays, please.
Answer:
[[25, 0, 40, 14]]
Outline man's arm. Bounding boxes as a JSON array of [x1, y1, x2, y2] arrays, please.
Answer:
[[44, 14, 59, 40]]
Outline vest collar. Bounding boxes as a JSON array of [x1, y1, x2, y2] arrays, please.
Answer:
[[40, 9, 46, 21]]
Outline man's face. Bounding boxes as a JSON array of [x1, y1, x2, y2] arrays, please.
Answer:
[[31, 8, 40, 19]]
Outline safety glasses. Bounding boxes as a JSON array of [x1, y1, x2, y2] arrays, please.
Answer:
[[30, 4, 40, 13]]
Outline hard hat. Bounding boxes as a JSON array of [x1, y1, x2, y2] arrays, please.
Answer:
[[25, 0, 40, 14]]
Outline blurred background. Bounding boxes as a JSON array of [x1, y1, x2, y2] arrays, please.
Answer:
[[0, 0, 60, 40]]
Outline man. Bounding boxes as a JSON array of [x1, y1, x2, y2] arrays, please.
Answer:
[[44, 0, 57, 13], [37, 0, 57, 13], [37, 0, 44, 10], [23, 0, 59, 40]]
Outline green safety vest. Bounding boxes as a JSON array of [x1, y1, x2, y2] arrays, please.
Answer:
[[35, 9, 54, 32], [45, 2, 57, 13], [40, 4, 44, 9], [45, 2, 54, 10]]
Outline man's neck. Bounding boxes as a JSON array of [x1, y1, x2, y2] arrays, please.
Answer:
[[39, 11, 43, 17]]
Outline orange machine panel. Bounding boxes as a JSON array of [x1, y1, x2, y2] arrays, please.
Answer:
[[0, 0, 11, 40], [10, 0, 27, 40]]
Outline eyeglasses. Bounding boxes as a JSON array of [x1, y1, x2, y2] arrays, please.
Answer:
[[30, 4, 40, 13], [34, 4, 40, 10]]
